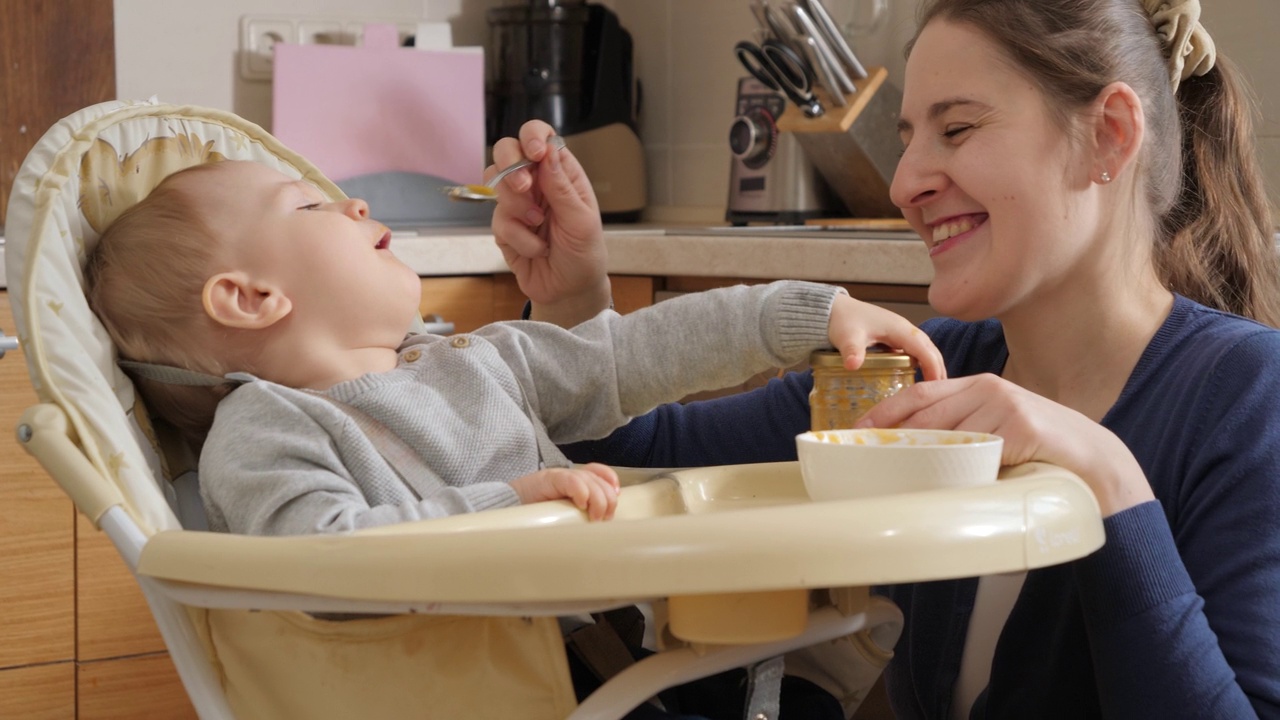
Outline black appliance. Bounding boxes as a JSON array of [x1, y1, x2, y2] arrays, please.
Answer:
[[486, 0, 646, 221]]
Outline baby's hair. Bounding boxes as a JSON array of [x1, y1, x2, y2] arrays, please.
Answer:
[[85, 161, 238, 446]]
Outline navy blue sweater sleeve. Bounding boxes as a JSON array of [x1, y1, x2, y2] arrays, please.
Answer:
[[1074, 329, 1280, 718]]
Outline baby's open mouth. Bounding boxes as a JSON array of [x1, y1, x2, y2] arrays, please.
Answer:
[[375, 231, 391, 250]]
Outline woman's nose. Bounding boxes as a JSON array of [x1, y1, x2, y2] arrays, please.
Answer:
[[890, 142, 944, 210]]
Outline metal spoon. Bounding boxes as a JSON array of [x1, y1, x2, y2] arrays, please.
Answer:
[[444, 135, 567, 202]]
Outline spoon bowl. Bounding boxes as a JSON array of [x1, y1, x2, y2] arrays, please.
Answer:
[[445, 135, 567, 202]]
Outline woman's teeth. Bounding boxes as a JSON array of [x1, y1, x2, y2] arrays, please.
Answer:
[[933, 217, 979, 244]]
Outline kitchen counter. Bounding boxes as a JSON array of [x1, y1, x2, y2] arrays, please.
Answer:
[[0, 226, 935, 291], [11, 224, 1280, 292], [388, 225, 935, 286]]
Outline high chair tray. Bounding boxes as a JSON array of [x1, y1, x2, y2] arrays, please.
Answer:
[[137, 461, 1103, 608]]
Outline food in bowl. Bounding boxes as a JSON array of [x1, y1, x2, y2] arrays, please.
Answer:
[[795, 428, 1003, 501]]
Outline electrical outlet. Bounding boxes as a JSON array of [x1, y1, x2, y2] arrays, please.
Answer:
[[239, 15, 296, 81], [239, 14, 421, 82], [340, 20, 419, 48], [298, 19, 348, 47]]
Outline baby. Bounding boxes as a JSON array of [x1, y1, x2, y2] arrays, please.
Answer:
[[85, 151, 943, 537]]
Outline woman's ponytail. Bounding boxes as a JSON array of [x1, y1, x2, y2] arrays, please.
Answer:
[[1156, 57, 1280, 326]]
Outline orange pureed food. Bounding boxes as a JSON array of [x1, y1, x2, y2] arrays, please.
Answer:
[[811, 428, 988, 445], [808, 349, 916, 430]]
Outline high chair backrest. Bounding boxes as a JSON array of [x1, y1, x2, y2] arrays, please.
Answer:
[[4, 99, 345, 534]]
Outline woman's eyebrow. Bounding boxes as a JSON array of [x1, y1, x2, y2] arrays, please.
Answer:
[[897, 98, 988, 133]]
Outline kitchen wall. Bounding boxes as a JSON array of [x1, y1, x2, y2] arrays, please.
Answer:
[[116, 0, 472, 133], [1201, 0, 1280, 223], [115, 0, 1280, 223], [608, 0, 1280, 223], [611, 0, 921, 221]]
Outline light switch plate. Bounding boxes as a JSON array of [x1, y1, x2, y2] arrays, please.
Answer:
[[238, 14, 420, 82]]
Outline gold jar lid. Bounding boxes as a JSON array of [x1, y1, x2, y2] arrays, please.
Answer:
[[809, 348, 916, 369]]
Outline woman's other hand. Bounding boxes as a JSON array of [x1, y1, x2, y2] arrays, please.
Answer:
[[509, 463, 621, 521], [856, 374, 1155, 516], [828, 294, 947, 381], [490, 120, 612, 327]]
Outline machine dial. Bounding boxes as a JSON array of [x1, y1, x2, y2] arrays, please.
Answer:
[[728, 108, 778, 170]]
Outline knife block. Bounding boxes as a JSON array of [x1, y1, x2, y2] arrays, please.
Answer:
[[776, 66, 903, 218]]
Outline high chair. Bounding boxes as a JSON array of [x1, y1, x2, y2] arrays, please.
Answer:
[[4, 99, 1107, 720]]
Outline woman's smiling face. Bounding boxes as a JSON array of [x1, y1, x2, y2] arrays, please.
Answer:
[[891, 19, 1099, 321]]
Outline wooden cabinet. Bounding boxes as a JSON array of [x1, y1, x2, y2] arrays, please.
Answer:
[[77, 654, 194, 720], [0, 290, 193, 716], [663, 276, 934, 324], [75, 520, 195, 717], [76, 520, 196, 717], [420, 272, 929, 410], [421, 274, 657, 329], [0, 663, 75, 719], [75, 514, 167, 661], [0, 0, 115, 225], [0, 293, 75, 670], [419, 275, 500, 333]]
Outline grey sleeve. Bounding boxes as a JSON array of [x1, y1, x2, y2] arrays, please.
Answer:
[[200, 386, 519, 536], [480, 280, 841, 443]]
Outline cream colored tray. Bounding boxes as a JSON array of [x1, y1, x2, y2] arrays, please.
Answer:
[[137, 461, 1102, 642]]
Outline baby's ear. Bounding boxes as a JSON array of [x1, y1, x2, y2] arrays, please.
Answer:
[[202, 272, 292, 329]]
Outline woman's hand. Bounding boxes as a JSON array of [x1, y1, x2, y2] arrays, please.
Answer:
[[509, 463, 621, 521], [490, 120, 611, 327], [828, 294, 947, 381], [855, 373, 1155, 516]]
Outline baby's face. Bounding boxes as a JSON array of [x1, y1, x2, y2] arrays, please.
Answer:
[[180, 161, 421, 349]]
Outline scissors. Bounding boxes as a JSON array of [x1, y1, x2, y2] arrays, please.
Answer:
[[734, 39, 824, 118]]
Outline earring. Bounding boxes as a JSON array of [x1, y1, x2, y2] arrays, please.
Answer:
[[1100, 170, 1112, 183]]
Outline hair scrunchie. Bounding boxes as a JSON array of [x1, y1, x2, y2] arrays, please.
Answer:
[[1140, 0, 1216, 91]]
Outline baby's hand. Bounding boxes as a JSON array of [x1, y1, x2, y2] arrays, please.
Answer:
[[509, 463, 621, 521], [828, 294, 947, 381]]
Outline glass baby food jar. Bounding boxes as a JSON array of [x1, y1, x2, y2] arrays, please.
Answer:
[[809, 349, 917, 430]]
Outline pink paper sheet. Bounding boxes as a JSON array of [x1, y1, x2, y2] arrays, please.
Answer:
[[272, 24, 485, 185]]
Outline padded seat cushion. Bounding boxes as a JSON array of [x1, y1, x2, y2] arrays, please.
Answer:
[[4, 99, 343, 532]]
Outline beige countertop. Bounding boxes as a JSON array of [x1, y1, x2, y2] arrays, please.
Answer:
[[0, 226, 935, 292], [389, 225, 935, 286], [12, 223, 1280, 292]]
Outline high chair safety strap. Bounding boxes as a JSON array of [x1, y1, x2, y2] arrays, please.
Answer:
[[566, 608, 675, 713], [315, 386, 566, 487], [520, 389, 568, 470], [376, 332, 569, 471], [317, 395, 434, 492], [743, 656, 784, 720], [114, 358, 454, 488], [118, 360, 245, 387]]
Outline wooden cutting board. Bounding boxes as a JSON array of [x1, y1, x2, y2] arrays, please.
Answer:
[[804, 217, 913, 231]]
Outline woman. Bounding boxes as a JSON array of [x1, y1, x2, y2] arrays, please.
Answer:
[[488, 0, 1280, 716]]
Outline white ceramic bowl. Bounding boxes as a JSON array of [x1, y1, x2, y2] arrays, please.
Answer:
[[796, 428, 1004, 501]]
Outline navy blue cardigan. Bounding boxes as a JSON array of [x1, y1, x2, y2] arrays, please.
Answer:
[[565, 295, 1280, 718]]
